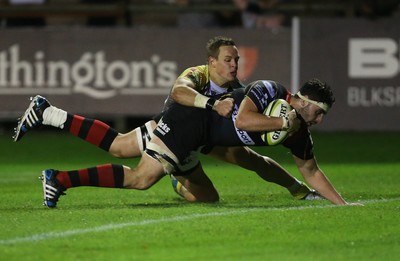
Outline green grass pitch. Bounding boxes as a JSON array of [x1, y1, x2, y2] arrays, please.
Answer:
[[1, 131, 399, 260]]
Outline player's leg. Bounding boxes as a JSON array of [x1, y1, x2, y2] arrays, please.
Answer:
[[207, 146, 316, 199], [172, 162, 219, 203], [41, 144, 167, 208], [109, 120, 157, 158], [61, 115, 155, 158], [13, 95, 154, 158], [166, 149, 219, 203], [41, 163, 127, 207]]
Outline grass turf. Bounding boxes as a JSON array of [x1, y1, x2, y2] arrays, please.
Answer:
[[0, 131, 399, 260]]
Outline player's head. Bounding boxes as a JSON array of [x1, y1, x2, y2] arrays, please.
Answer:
[[206, 36, 240, 85], [295, 79, 335, 126], [206, 36, 236, 58]]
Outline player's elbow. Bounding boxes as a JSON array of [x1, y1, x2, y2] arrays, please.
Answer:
[[170, 87, 185, 103], [235, 114, 248, 130], [170, 88, 179, 102]]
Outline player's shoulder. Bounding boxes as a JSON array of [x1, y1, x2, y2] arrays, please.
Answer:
[[245, 80, 289, 97], [249, 79, 286, 90], [179, 65, 208, 77], [178, 65, 209, 88]]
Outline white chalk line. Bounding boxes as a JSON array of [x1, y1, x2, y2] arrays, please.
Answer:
[[1, 197, 399, 245]]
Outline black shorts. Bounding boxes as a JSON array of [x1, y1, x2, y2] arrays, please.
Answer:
[[153, 104, 210, 163]]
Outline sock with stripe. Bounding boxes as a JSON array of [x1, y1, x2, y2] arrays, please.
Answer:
[[55, 164, 125, 189], [64, 113, 118, 151], [43, 106, 118, 151]]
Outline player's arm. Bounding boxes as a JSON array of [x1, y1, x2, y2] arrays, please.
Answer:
[[236, 97, 289, 132], [293, 155, 352, 205], [171, 77, 234, 117]]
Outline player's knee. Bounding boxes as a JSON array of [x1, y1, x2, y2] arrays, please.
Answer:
[[109, 149, 124, 158], [109, 134, 140, 158], [108, 136, 125, 158]]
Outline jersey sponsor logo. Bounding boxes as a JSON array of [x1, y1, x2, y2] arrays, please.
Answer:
[[231, 104, 255, 145], [156, 118, 170, 135]]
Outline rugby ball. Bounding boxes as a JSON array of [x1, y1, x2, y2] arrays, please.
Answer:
[[261, 99, 291, 146]]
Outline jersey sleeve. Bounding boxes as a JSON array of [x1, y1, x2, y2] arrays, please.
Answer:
[[178, 65, 209, 92], [282, 126, 314, 160], [244, 80, 290, 112]]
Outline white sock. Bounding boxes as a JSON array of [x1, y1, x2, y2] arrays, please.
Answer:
[[42, 106, 67, 129]]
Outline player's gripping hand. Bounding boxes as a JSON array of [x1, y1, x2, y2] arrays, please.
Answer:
[[283, 109, 301, 134], [214, 98, 234, 118]]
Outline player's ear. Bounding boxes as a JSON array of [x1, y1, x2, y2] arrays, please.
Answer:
[[208, 56, 216, 66], [300, 98, 308, 108]]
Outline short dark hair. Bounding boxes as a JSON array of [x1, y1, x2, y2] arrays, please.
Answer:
[[206, 36, 236, 59], [298, 78, 335, 108]]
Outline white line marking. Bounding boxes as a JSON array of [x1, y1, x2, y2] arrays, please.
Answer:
[[1, 197, 398, 245]]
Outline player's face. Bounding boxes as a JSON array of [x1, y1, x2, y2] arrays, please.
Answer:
[[210, 45, 239, 85], [298, 103, 326, 127]]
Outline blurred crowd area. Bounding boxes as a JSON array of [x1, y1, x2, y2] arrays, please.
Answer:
[[0, 0, 399, 30]]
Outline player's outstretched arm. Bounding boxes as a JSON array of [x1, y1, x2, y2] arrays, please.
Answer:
[[171, 77, 233, 117], [293, 156, 362, 206], [170, 77, 200, 107]]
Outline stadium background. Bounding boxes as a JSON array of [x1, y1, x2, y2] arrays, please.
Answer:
[[0, 0, 399, 133]]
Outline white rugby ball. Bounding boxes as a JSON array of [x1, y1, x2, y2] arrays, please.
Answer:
[[261, 99, 291, 146]]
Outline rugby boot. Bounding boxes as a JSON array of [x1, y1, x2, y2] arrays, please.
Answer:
[[291, 182, 325, 200], [13, 95, 50, 142], [40, 169, 65, 208], [302, 190, 325, 200]]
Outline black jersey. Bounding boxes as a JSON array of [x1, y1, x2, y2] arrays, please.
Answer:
[[154, 103, 211, 162], [208, 80, 314, 160], [154, 80, 314, 164]]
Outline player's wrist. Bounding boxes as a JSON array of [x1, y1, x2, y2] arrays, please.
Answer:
[[194, 94, 216, 111], [281, 116, 290, 130], [206, 98, 216, 111]]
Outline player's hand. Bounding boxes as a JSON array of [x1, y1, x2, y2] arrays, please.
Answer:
[[214, 98, 234, 118], [285, 109, 301, 133]]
